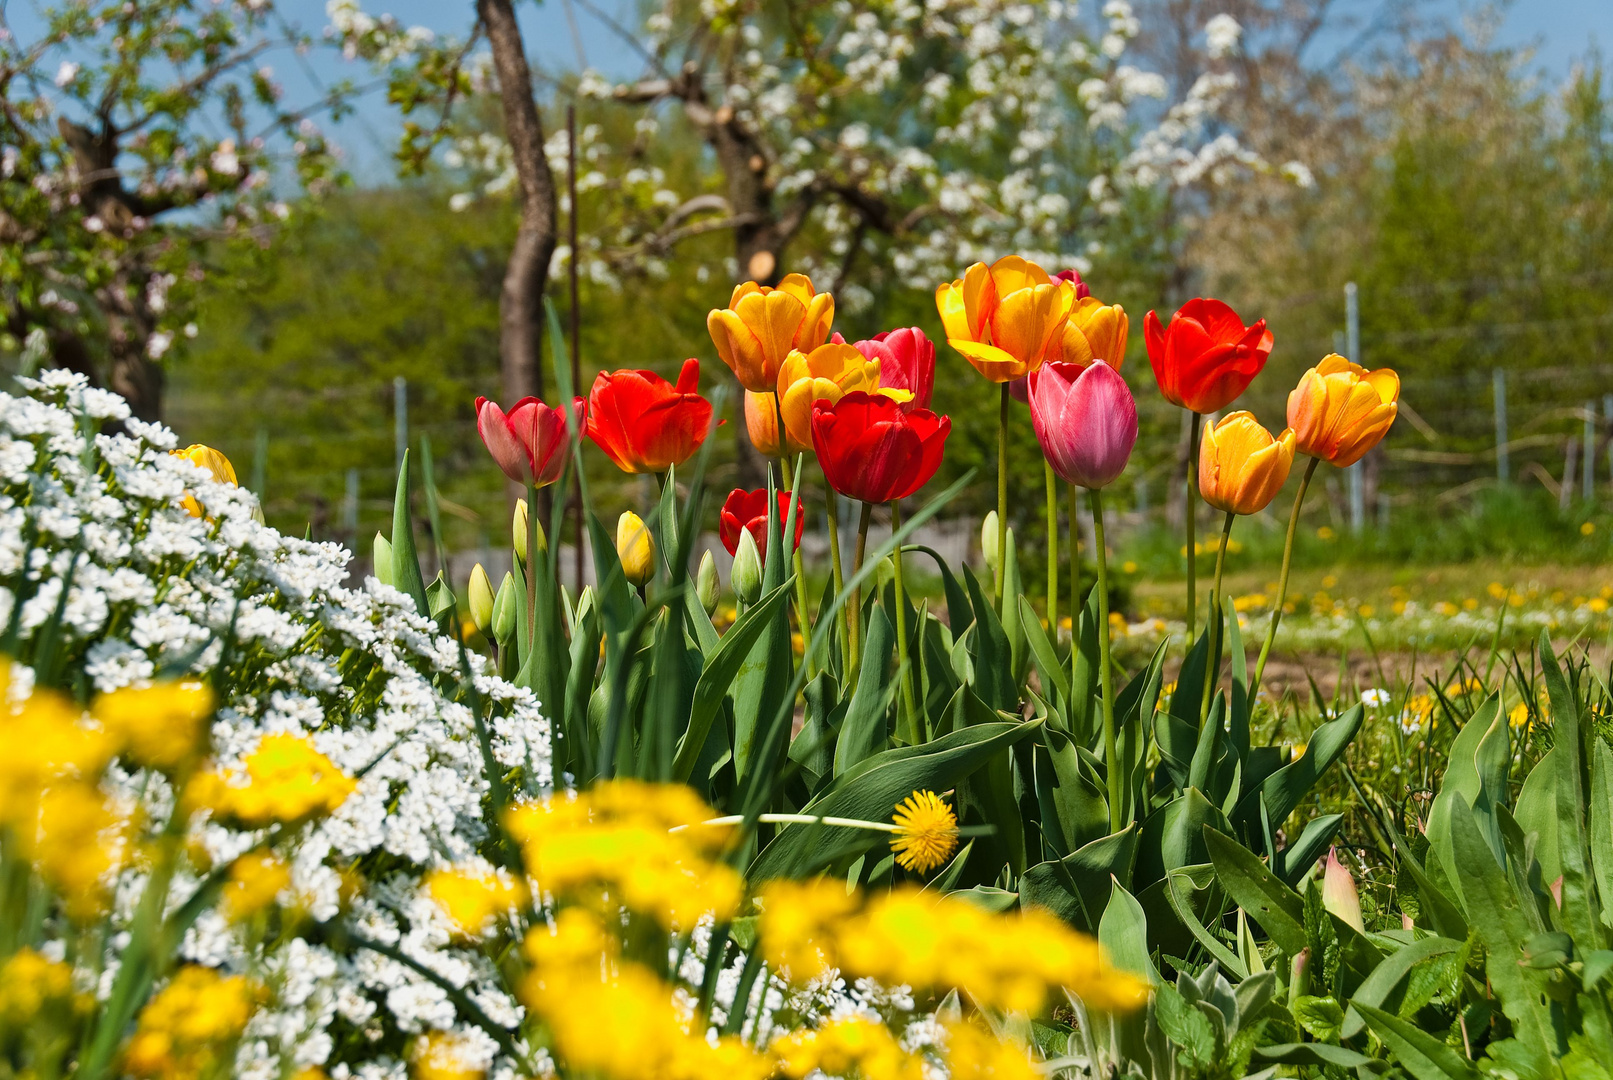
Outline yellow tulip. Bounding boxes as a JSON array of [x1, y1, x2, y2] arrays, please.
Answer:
[[743, 391, 783, 457], [171, 443, 239, 517], [775, 342, 907, 453], [1198, 412, 1296, 516], [1053, 296, 1129, 370], [615, 511, 656, 588], [467, 564, 495, 634], [706, 274, 835, 393], [935, 255, 1076, 382], [1287, 353, 1400, 467]]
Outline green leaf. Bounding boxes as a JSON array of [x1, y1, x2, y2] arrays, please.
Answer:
[[1018, 593, 1070, 706], [1136, 788, 1230, 889], [948, 885, 1020, 913], [1099, 878, 1158, 985], [1155, 982, 1218, 1068], [1033, 725, 1110, 859], [949, 685, 1025, 875], [1292, 995, 1345, 1042], [1251, 1043, 1384, 1070], [1165, 864, 1247, 980], [835, 603, 896, 776], [1592, 739, 1613, 933], [1020, 825, 1140, 934], [1000, 525, 1028, 686], [1354, 1002, 1479, 1080], [389, 449, 429, 617], [962, 564, 1016, 714], [1512, 748, 1562, 886], [672, 577, 793, 784], [1541, 633, 1605, 949], [1340, 934, 1462, 1039], [746, 720, 1042, 881], [1425, 691, 1502, 903], [1204, 827, 1307, 957], [1232, 704, 1362, 834]]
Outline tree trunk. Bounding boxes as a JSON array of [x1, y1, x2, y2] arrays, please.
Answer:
[[478, 0, 558, 406]]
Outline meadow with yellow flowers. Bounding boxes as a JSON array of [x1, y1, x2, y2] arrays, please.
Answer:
[[2, 259, 1610, 1080]]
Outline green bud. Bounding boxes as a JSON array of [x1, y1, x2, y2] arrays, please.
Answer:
[[373, 533, 395, 587], [696, 549, 720, 615], [981, 510, 1000, 576], [467, 563, 495, 634], [731, 528, 763, 605], [491, 571, 518, 643]]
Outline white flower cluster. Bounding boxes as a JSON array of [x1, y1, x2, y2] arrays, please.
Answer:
[[1, 371, 549, 1080]]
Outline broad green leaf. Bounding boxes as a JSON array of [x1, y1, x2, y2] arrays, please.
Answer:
[[835, 603, 896, 776], [1541, 632, 1605, 949], [1164, 864, 1247, 980], [1135, 788, 1229, 889], [1292, 995, 1345, 1042], [1019, 825, 1140, 934], [1098, 878, 1158, 985], [1512, 748, 1561, 887], [1232, 704, 1362, 834], [1425, 692, 1502, 903], [1204, 827, 1307, 957], [746, 721, 1041, 881], [949, 886, 1020, 913], [1000, 525, 1028, 686], [1354, 1003, 1480, 1080], [1019, 593, 1070, 707], [962, 564, 1016, 714], [1592, 739, 1613, 931], [1251, 1043, 1382, 1070], [1033, 725, 1110, 859], [389, 449, 428, 617], [1278, 813, 1344, 887], [1340, 934, 1462, 1039], [949, 685, 1025, 875]]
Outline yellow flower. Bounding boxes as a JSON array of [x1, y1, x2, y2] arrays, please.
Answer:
[[23, 782, 127, 918], [615, 511, 656, 588], [1052, 295, 1129, 370], [757, 879, 862, 980], [1581, 521, 1595, 536], [936, 256, 1077, 382], [411, 1032, 486, 1080], [467, 563, 495, 634], [0, 948, 78, 1024], [891, 790, 959, 875], [123, 967, 261, 1080], [743, 390, 784, 456], [94, 680, 214, 772], [772, 1017, 922, 1080], [707, 274, 835, 393], [171, 443, 239, 517], [0, 677, 114, 828], [1316, 526, 1335, 540], [1509, 702, 1531, 729], [504, 781, 741, 928], [221, 851, 292, 922], [1198, 412, 1296, 516], [944, 1021, 1041, 1080], [776, 342, 907, 453], [191, 733, 355, 828], [426, 866, 529, 937]]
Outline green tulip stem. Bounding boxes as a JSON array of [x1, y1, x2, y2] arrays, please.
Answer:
[[1090, 487, 1122, 832], [1200, 510, 1237, 726], [825, 488, 852, 677], [891, 500, 921, 743], [1044, 458, 1058, 637], [1069, 480, 1081, 638], [774, 393, 814, 680], [1185, 410, 1202, 642], [525, 481, 539, 641], [996, 382, 1009, 600], [1254, 455, 1320, 691], [849, 500, 873, 685]]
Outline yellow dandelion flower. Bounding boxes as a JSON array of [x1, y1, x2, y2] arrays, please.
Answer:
[[411, 1032, 486, 1080], [1508, 703, 1531, 729], [0, 948, 77, 1024], [189, 733, 355, 828], [944, 1022, 1041, 1080], [1582, 521, 1596, 536], [891, 790, 959, 874], [772, 1017, 921, 1080], [94, 680, 214, 772], [426, 866, 528, 937], [123, 967, 261, 1080], [221, 851, 292, 923]]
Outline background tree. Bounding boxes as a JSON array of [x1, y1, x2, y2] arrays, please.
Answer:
[[0, 0, 347, 419]]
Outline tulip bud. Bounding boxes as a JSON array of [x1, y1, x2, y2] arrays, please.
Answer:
[[732, 528, 763, 604], [373, 533, 395, 587], [491, 572, 518, 643], [697, 550, 720, 615], [875, 555, 896, 590], [1288, 947, 1311, 1006], [467, 563, 495, 634], [615, 511, 655, 588], [1322, 848, 1365, 933], [981, 511, 1001, 577], [513, 499, 546, 565]]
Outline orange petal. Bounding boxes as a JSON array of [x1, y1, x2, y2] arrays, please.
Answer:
[[708, 308, 770, 392], [949, 338, 1030, 382]]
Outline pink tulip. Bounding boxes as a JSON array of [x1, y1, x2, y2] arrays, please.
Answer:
[[475, 395, 583, 487], [1026, 359, 1137, 489], [852, 327, 936, 411]]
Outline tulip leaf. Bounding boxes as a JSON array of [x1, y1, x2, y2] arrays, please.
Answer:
[[1019, 824, 1140, 934], [919, 612, 960, 736], [1277, 813, 1344, 887], [1339, 934, 1462, 1040], [907, 544, 974, 640], [1231, 703, 1363, 835], [949, 685, 1025, 876], [1354, 1003, 1480, 1080], [790, 672, 842, 795], [389, 449, 429, 618], [1135, 788, 1229, 890], [962, 563, 1016, 714], [1098, 877, 1158, 985], [746, 720, 1041, 882], [1425, 692, 1502, 905], [835, 602, 896, 776], [1033, 724, 1110, 859], [672, 577, 793, 785], [1540, 632, 1604, 949], [1223, 594, 1251, 761], [563, 595, 602, 783], [1068, 588, 1101, 745], [1513, 747, 1561, 887], [1000, 525, 1028, 686], [1163, 864, 1247, 981], [1204, 826, 1307, 958], [1019, 593, 1071, 709]]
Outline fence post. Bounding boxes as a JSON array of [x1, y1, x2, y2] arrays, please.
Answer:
[[1585, 401, 1596, 503], [393, 376, 408, 479], [1493, 367, 1509, 484], [1345, 282, 1363, 533]]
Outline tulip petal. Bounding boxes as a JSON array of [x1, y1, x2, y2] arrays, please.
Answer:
[[477, 398, 534, 484], [950, 338, 1031, 383], [708, 308, 770, 392]]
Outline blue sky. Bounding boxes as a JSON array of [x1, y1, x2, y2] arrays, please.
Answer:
[[10, 0, 1610, 180]]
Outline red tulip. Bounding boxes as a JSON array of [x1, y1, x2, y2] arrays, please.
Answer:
[[1027, 360, 1137, 490], [1144, 298, 1273, 414], [718, 488, 805, 560], [1052, 268, 1093, 300], [852, 327, 935, 411], [811, 392, 951, 504], [476, 395, 583, 487], [585, 358, 719, 474]]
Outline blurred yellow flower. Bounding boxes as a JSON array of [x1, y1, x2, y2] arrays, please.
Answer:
[[1583, 521, 1597, 536], [773, 1018, 921, 1080], [123, 967, 261, 1080], [426, 867, 528, 937], [944, 1022, 1041, 1080], [190, 733, 355, 828], [1316, 526, 1336, 540], [411, 1032, 487, 1080], [94, 680, 214, 772], [171, 443, 239, 517], [221, 851, 292, 922], [0, 948, 77, 1024]]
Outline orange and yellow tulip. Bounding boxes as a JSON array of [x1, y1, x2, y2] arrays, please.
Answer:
[[776, 342, 908, 453], [1051, 296, 1130, 370], [935, 256, 1077, 382], [743, 391, 784, 457], [1198, 412, 1296, 515], [1287, 354, 1399, 468], [171, 444, 238, 517], [706, 274, 835, 392]]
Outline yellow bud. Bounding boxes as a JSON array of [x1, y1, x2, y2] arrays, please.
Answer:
[[513, 499, 547, 565], [467, 564, 494, 633], [615, 511, 656, 588]]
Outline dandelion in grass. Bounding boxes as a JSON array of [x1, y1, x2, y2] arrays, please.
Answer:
[[891, 790, 958, 874]]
